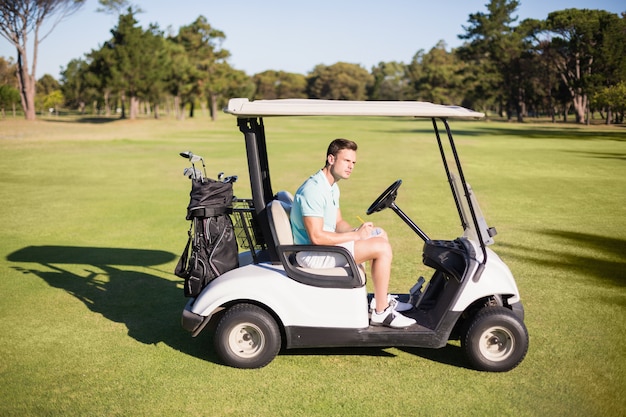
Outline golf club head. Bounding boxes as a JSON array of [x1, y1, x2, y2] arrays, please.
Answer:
[[183, 167, 203, 179], [179, 151, 204, 163]]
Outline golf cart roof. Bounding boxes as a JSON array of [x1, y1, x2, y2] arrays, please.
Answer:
[[225, 98, 485, 119]]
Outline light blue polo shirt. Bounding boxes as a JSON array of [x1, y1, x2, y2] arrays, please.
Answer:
[[290, 169, 340, 244]]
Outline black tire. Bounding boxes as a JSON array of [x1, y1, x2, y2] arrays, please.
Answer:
[[214, 303, 281, 369], [462, 306, 528, 372]]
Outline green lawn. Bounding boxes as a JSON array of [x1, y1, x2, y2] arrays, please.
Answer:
[[1, 114, 624, 416]]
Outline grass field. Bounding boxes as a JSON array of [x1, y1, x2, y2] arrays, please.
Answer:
[[1, 114, 625, 416]]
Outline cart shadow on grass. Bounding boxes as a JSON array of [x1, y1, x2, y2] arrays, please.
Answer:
[[6, 245, 220, 363], [7, 245, 477, 369], [282, 345, 472, 369]]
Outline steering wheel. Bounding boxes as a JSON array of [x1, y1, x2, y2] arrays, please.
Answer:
[[366, 179, 402, 215]]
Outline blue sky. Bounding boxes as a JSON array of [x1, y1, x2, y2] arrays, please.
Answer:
[[1, 0, 624, 80]]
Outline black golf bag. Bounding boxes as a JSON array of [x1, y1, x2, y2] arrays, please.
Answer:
[[175, 178, 239, 297]]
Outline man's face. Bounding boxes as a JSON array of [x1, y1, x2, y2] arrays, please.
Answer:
[[328, 148, 357, 181]]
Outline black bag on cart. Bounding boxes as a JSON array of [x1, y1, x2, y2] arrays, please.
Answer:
[[175, 178, 239, 297]]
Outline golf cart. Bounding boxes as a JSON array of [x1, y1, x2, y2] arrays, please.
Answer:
[[180, 98, 528, 372]]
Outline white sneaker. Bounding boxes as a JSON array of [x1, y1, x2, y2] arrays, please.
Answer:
[[371, 304, 416, 328], [370, 294, 413, 312]]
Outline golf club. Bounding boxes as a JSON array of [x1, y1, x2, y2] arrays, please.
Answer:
[[180, 151, 208, 179], [183, 167, 203, 180]]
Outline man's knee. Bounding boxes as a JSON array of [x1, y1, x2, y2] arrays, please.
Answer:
[[372, 238, 392, 259]]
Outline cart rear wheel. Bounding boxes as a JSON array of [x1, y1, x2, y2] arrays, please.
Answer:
[[214, 303, 281, 369], [462, 306, 528, 372]]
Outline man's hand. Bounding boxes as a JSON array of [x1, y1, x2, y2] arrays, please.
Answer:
[[356, 222, 388, 240], [356, 222, 375, 240]]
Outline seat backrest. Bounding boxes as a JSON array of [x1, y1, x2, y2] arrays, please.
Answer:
[[267, 193, 366, 287], [275, 190, 294, 206], [267, 199, 294, 246]]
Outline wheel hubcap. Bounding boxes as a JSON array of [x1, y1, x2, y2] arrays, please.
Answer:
[[479, 326, 514, 362], [227, 322, 265, 358]]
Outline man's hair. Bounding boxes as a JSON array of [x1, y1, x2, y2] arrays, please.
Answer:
[[325, 138, 357, 166]]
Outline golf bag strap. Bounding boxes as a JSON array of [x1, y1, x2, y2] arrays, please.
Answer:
[[188, 206, 230, 218]]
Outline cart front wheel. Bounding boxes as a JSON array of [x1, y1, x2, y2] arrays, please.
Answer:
[[214, 303, 281, 369], [462, 306, 528, 372]]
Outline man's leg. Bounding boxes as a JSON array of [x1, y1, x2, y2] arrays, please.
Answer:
[[354, 237, 392, 312]]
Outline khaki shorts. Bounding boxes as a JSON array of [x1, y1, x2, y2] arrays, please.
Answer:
[[295, 241, 355, 269]]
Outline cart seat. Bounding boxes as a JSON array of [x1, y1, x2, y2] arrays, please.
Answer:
[[267, 197, 365, 288]]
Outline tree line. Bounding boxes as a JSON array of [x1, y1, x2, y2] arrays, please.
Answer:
[[1, 0, 625, 124]]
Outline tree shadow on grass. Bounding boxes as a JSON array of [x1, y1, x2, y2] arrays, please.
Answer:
[[565, 150, 626, 161], [379, 119, 626, 141], [7, 245, 219, 363], [498, 230, 626, 288], [43, 116, 120, 124], [542, 230, 626, 287]]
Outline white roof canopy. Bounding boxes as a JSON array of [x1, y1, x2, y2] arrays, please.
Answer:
[[225, 98, 485, 119]]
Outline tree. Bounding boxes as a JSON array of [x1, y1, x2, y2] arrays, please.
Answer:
[[0, 55, 19, 116], [217, 65, 254, 106], [307, 62, 373, 100], [106, 8, 166, 119], [404, 49, 425, 101], [83, 39, 120, 116], [162, 38, 193, 119], [205, 62, 254, 119], [252, 70, 306, 99], [0, 83, 20, 116], [519, 19, 561, 121], [0, 55, 16, 85], [544, 9, 620, 124], [173, 16, 230, 120], [598, 13, 626, 86], [592, 81, 626, 124], [457, 0, 521, 116], [96, 0, 135, 15], [369, 61, 410, 100], [141, 34, 170, 119], [410, 41, 466, 105], [500, 18, 541, 122], [42, 89, 63, 115], [61, 58, 90, 113], [591, 12, 626, 124], [36, 73, 60, 114], [0, 0, 85, 120], [37, 73, 60, 95]]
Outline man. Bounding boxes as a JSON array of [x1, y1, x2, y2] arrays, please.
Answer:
[[290, 138, 415, 328]]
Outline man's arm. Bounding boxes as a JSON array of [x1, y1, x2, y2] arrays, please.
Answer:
[[335, 208, 354, 233], [337, 208, 375, 236], [304, 209, 373, 245]]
